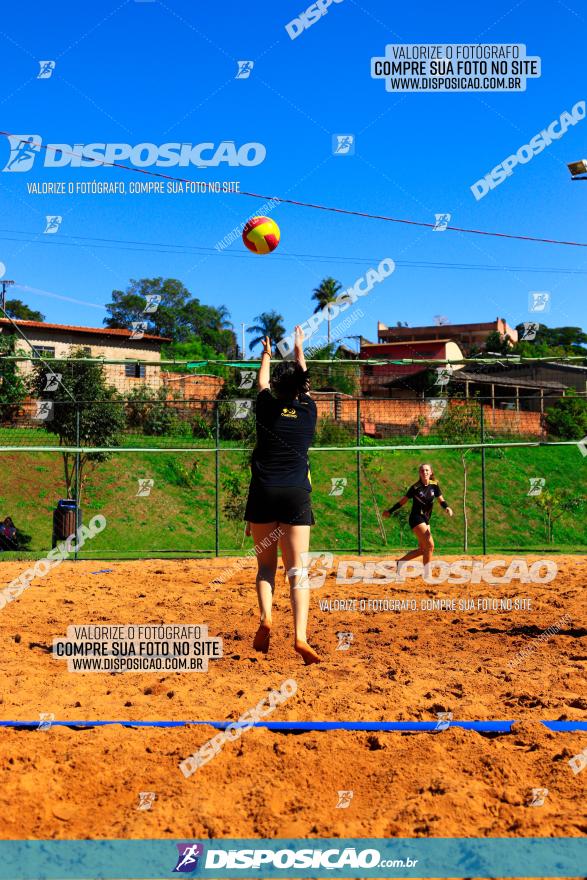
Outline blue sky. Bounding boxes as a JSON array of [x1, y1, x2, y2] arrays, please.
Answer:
[[0, 0, 586, 355]]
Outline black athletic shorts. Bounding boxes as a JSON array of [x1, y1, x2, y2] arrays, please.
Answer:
[[244, 482, 315, 526], [409, 513, 431, 529]]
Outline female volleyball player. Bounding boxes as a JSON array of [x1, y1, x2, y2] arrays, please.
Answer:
[[383, 463, 453, 570], [244, 325, 321, 665]]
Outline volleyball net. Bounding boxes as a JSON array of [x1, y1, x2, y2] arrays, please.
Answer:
[[0, 366, 585, 557]]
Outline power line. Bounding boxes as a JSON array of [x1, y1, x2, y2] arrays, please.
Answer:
[[2, 229, 587, 275]]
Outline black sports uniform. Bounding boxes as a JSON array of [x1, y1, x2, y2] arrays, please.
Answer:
[[244, 388, 317, 525], [405, 479, 442, 528]]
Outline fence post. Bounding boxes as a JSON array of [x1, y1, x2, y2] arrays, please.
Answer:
[[215, 404, 220, 557], [480, 401, 487, 555], [74, 405, 80, 562], [356, 398, 362, 556]]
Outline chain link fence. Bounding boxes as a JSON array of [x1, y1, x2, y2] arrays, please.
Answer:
[[0, 392, 585, 558]]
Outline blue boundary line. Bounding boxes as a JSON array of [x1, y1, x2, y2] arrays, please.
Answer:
[[1, 720, 586, 731]]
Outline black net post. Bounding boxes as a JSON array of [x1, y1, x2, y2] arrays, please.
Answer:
[[74, 405, 81, 562], [215, 403, 220, 557], [480, 401, 487, 555], [356, 398, 362, 556]]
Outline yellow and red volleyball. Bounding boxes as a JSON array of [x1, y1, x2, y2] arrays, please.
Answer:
[[242, 216, 280, 254]]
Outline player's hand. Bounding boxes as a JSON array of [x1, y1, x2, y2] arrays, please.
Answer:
[[382, 509, 391, 519], [262, 336, 272, 356], [294, 325, 304, 348], [445, 507, 454, 517]]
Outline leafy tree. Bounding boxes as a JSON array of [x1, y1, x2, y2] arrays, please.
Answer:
[[531, 488, 587, 543], [306, 342, 359, 394], [247, 311, 286, 353], [5, 299, 45, 321], [0, 334, 27, 419], [312, 277, 342, 344], [104, 278, 236, 355], [545, 391, 587, 440], [484, 330, 512, 355], [161, 337, 227, 376], [513, 323, 587, 358], [28, 349, 126, 503]]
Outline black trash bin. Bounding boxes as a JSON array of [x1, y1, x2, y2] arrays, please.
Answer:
[[52, 499, 81, 549]]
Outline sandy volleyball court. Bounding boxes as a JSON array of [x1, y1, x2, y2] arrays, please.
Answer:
[[0, 555, 584, 842]]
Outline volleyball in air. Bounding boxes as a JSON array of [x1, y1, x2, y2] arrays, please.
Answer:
[[242, 216, 280, 254]]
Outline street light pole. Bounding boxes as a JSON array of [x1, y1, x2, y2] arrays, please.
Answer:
[[241, 322, 246, 359]]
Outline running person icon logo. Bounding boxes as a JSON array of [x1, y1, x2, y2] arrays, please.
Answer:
[[2, 135, 42, 172], [173, 843, 204, 873]]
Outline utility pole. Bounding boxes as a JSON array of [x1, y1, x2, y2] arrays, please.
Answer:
[[241, 322, 246, 359], [0, 280, 15, 313]]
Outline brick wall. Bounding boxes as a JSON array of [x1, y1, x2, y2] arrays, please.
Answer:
[[313, 394, 544, 438]]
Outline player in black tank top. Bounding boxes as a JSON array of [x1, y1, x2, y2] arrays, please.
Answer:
[[245, 327, 321, 666], [383, 463, 454, 571]]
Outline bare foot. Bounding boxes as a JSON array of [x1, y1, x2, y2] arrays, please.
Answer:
[[253, 623, 271, 653], [294, 639, 321, 665]]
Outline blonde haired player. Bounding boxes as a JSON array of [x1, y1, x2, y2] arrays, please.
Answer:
[[383, 463, 453, 571]]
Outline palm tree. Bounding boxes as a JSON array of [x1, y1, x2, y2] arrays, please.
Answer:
[[215, 304, 233, 331], [312, 277, 342, 344], [247, 310, 286, 354]]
